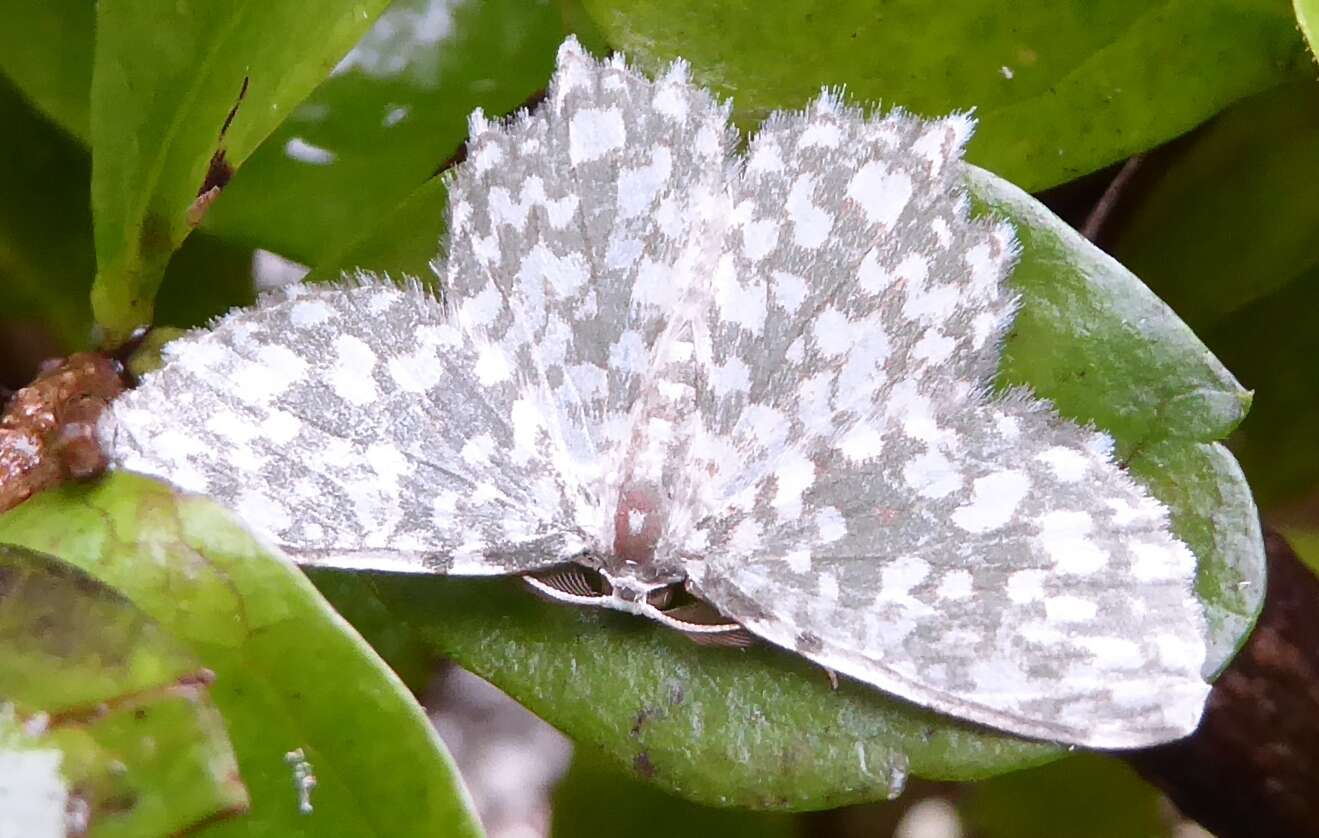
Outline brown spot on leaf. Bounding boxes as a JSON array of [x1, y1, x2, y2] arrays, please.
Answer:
[[630, 705, 660, 736], [633, 752, 655, 779], [199, 149, 234, 196]]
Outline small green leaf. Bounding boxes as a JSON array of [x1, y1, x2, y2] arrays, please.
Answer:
[[0, 544, 247, 836], [89, 0, 392, 343], [0, 76, 259, 359], [577, 0, 1309, 190], [0, 474, 482, 838], [0, 0, 93, 141], [203, 0, 562, 270]]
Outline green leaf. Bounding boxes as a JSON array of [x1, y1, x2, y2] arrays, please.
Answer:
[[306, 173, 449, 284], [962, 754, 1166, 838], [1202, 264, 1319, 510], [0, 74, 98, 350], [1298, 0, 1319, 59], [0, 544, 248, 836], [362, 572, 1060, 809], [0, 0, 93, 141], [0, 474, 481, 838], [202, 0, 562, 269], [0, 75, 259, 359], [88, 0, 392, 343], [315, 163, 1260, 808], [1105, 82, 1319, 510], [577, 0, 1309, 190], [972, 166, 1264, 672], [0, 544, 199, 712], [1109, 83, 1319, 333], [552, 753, 798, 837]]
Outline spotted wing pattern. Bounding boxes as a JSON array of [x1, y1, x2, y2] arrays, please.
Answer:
[[99, 38, 1210, 748], [674, 100, 1207, 747]]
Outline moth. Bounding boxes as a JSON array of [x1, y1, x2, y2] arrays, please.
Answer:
[[99, 37, 1211, 748]]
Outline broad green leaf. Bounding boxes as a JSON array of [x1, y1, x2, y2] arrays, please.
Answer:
[[961, 754, 1167, 838], [204, 0, 563, 269], [0, 0, 93, 141], [576, 0, 1309, 190], [310, 162, 1260, 808], [1105, 82, 1319, 510], [89, 0, 392, 343], [0, 544, 247, 836], [304, 569, 437, 694], [362, 572, 1060, 809], [0, 474, 481, 838]]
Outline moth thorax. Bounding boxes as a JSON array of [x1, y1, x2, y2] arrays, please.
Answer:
[[612, 479, 666, 570]]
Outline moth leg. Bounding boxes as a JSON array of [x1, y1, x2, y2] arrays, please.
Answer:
[[822, 666, 839, 691], [659, 599, 757, 648], [522, 563, 610, 603]]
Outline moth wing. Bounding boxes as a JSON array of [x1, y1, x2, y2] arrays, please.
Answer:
[[100, 280, 589, 575], [442, 38, 735, 538], [670, 99, 1207, 746], [688, 400, 1209, 748]]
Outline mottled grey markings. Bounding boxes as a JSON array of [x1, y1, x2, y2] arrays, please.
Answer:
[[100, 37, 1211, 749]]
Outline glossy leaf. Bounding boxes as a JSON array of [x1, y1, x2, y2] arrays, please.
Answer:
[[203, 0, 562, 269], [0, 77, 259, 359], [0, 544, 248, 836], [308, 161, 1260, 807], [363, 572, 1060, 809], [0, 474, 481, 838], [576, 0, 1309, 190], [88, 0, 392, 342]]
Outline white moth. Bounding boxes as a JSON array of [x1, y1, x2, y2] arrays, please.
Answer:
[[99, 37, 1210, 748]]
